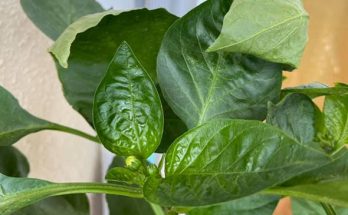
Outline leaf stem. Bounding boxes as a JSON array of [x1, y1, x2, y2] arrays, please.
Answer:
[[53, 182, 143, 197], [50, 123, 100, 143], [320, 203, 336, 215], [150, 203, 166, 215], [0, 182, 142, 215]]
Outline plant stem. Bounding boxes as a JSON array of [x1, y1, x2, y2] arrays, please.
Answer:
[[150, 203, 166, 215], [50, 123, 100, 143], [54, 182, 143, 198], [320, 203, 337, 215], [1, 182, 143, 215]]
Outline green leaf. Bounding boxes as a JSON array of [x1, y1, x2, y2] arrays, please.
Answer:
[[281, 83, 348, 99], [207, 0, 308, 69], [0, 85, 53, 146], [20, 0, 103, 40], [267, 180, 348, 208], [0, 146, 29, 177], [107, 195, 156, 215], [0, 173, 142, 215], [157, 0, 283, 129], [188, 195, 279, 215], [0, 85, 99, 145], [93, 42, 163, 158], [157, 87, 187, 153], [13, 195, 90, 215], [267, 93, 321, 144], [144, 119, 329, 207], [320, 95, 348, 149], [265, 149, 348, 207], [49, 9, 177, 128], [292, 198, 348, 215], [50, 10, 120, 68]]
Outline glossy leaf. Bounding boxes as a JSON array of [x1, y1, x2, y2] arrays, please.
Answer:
[[292, 198, 348, 215], [107, 156, 156, 215], [208, 0, 308, 69], [0, 173, 142, 215], [49, 9, 177, 126], [93, 42, 163, 157], [320, 95, 348, 149], [144, 119, 329, 206], [188, 195, 279, 215], [267, 93, 321, 143], [0, 146, 29, 177], [0, 86, 53, 146], [281, 82, 348, 99], [157, 0, 283, 129], [20, 0, 103, 40]]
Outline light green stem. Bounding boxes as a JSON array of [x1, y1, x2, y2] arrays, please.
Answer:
[[50, 123, 100, 143], [1, 182, 142, 215]]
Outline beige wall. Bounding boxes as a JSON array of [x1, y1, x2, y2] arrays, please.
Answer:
[[0, 0, 103, 213]]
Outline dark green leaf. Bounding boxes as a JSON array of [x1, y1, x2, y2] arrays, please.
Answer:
[[157, 0, 283, 128], [207, 0, 308, 69], [319, 95, 348, 149], [144, 119, 329, 207], [267, 93, 321, 143], [13, 195, 90, 215], [49, 9, 177, 126], [107, 195, 156, 215], [188, 195, 279, 215], [93, 42, 163, 158], [20, 0, 103, 40], [0, 173, 142, 215], [157, 87, 187, 153], [0, 86, 53, 146], [292, 198, 348, 215], [281, 83, 348, 99], [0, 146, 29, 177]]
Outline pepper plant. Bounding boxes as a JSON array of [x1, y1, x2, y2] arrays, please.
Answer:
[[1, 0, 348, 214]]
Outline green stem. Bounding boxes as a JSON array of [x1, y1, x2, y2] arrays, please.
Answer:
[[53, 182, 142, 197], [320, 203, 336, 215], [150, 203, 166, 215], [1, 182, 142, 215], [50, 123, 100, 143]]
